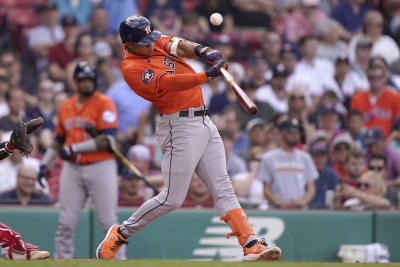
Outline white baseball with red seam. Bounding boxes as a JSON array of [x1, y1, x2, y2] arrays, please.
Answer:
[[210, 13, 223, 26]]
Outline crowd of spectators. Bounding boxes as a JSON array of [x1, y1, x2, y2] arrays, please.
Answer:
[[0, 0, 399, 211]]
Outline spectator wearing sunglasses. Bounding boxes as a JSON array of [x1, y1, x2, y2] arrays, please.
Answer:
[[335, 171, 392, 210]]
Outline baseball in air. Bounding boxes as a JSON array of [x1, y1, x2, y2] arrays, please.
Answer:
[[210, 13, 223, 26]]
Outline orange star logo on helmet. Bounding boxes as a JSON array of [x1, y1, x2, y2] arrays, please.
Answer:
[[144, 26, 151, 34]]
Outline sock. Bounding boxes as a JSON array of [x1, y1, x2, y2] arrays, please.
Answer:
[[117, 226, 128, 240], [245, 239, 258, 248]]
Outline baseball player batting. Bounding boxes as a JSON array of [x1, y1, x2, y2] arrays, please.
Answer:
[[0, 118, 50, 260], [38, 62, 125, 259], [96, 15, 281, 261]]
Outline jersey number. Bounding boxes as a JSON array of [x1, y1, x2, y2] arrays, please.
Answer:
[[163, 56, 175, 75]]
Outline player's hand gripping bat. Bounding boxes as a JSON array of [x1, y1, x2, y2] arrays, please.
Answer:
[[220, 67, 259, 115], [85, 125, 160, 194]]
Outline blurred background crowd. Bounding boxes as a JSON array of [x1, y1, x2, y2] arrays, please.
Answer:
[[0, 0, 400, 211]]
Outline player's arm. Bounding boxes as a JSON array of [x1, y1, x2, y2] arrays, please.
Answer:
[[166, 37, 222, 62]]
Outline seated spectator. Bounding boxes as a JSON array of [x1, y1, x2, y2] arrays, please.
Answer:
[[222, 107, 249, 159], [118, 168, 147, 207], [347, 109, 367, 150], [0, 163, 50, 205], [350, 37, 372, 91], [369, 56, 400, 91], [368, 155, 399, 207], [349, 10, 400, 65], [331, 132, 354, 179], [48, 14, 79, 82], [107, 79, 151, 142], [25, 79, 56, 131], [335, 171, 392, 210], [231, 80, 275, 130], [232, 146, 265, 209], [255, 63, 289, 114], [246, 54, 270, 88], [288, 35, 335, 102], [0, 88, 25, 132], [246, 118, 266, 150], [281, 43, 300, 80], [145, 0, 183, 36], [317, 19, 348, 64], [331, 0, 370, 33], [257, 118, 318, 209], [350, 65, 400, 136], [344, 148, 366, 187], [309, 142, 339, 209], [220, 130, 247, 178], [28, 2, 64, 73], [365, 127, 400, 180], [262, 31, 283, 69], [0, 67, 10, 118], [0, 51, 23, 92], [52, 0, 93, 26], [93, 41, 121, 92], [389, 116, 400, 152], [182, 173, 213, 208], [127, 144, 163, 190], [316, 104, 342, 141]]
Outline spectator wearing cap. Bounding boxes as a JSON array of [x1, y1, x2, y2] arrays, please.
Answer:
[[289, 35, 335, 100], [246, 53, 270, 89], [49, 14, 79, 82], [309, 141, 339, 209], [28, 2, 65, 73], [257, 118, 318, 209], [365, 127, 400, 181], [255, 63, 289, 114], [118, 167, 147, 207], [246, 118, 266, 150], [351, 65, 400, 136], [231, 81, 275, 131], [316, 104, 342, 141], [350, 37, 372, 89], [220, 130, 247, 178], [331, 132, 354, 179], [347, 109, 367, 150], [331, 0, 370, 33], [281, 43, 299, 78], [349, 10, 400, 65]]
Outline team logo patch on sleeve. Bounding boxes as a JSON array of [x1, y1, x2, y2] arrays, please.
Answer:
[[102, 110, 116, 123], [141, 69, 155, 84]]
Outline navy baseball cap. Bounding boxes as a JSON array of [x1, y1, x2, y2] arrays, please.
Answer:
[[272, 63, 289, 78], [365, 127, 386, 145], [61, 14, 78, 27], [119, 15, 161, 46], [279, 118, 301, 132], [310, 142, 328, 155]]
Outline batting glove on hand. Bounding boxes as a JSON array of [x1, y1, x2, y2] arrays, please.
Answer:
[[37, 165, 50, 188], [205, 60, 228, 79], [59, 145, 75, 160], [198, 46, 223, 64]]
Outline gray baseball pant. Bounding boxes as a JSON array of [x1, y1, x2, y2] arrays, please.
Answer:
[[54, 159, 126, 259], [120, 111, 241, 237]]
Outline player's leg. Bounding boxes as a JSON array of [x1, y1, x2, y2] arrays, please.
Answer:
[[54, 162, 87, 259], [86, 159, 126, 259], [195, 116, 281, 261], [97, 115, 210, 259]]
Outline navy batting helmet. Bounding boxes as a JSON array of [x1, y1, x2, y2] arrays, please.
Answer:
[[73, 61, 96, 80], [119, 15, 161, 46]]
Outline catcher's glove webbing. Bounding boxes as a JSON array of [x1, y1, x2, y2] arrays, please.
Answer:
[[10, 117, 43, 155]]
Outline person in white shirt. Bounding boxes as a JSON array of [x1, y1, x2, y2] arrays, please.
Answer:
[[287, 35, 335, 101], [255, 63, 289, 113], [28, 2, 65, 72]]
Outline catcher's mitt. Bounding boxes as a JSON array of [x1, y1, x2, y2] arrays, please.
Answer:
[[10, 117, 44, 155]]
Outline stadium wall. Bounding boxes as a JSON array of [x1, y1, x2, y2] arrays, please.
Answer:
[[0, 208, 399, 261]]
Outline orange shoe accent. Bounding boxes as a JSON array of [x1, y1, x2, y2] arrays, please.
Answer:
[[96, 225, 128, 260], [242, 238, 282, 261], [220, 208, 255, 246]]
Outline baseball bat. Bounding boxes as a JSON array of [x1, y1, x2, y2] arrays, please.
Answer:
[[220, 67, 259, 115], [84, 126, 160, 194]]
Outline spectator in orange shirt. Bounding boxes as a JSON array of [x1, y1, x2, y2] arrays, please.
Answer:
[[351, 65, 400, 136]]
